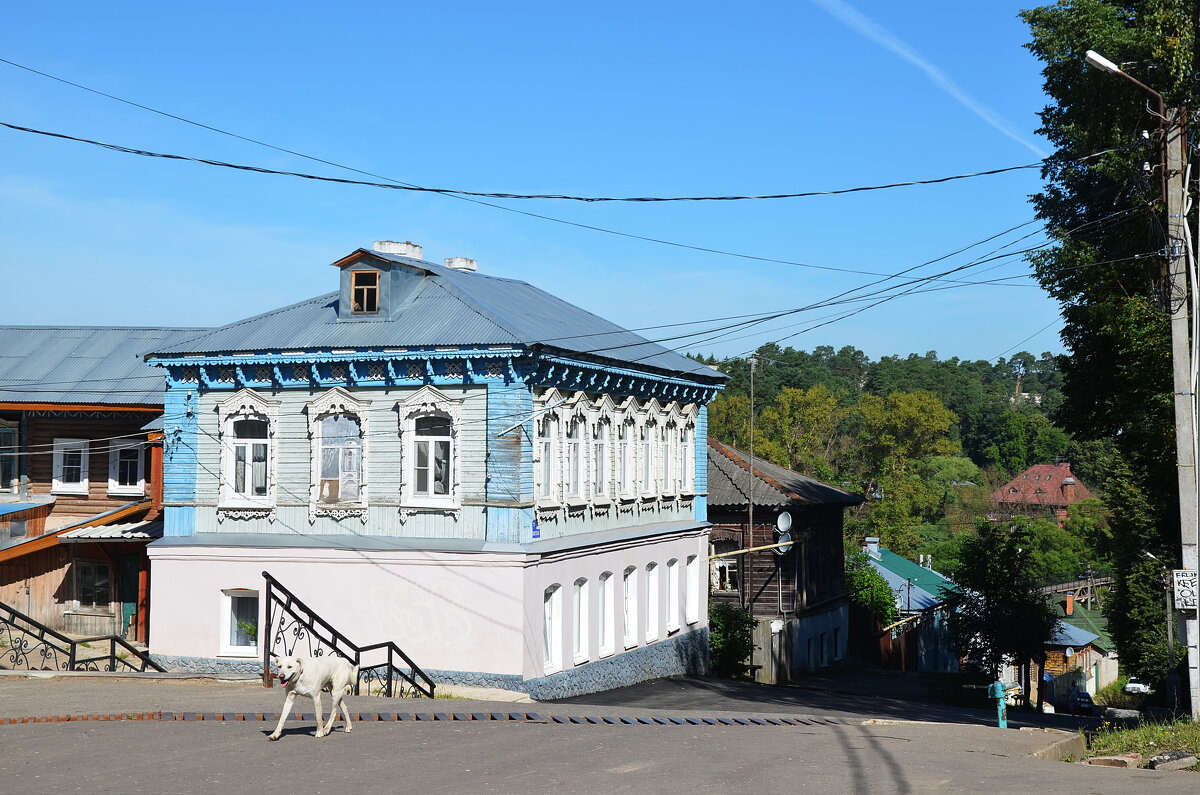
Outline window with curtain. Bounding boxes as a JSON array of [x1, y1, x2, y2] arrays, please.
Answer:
[[319, 414, 362, 504], [413, 415, 453, 497], [232, 419, 269, 498]]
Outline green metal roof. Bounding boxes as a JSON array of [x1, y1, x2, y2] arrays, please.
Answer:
[[1052, 596, 1113, 652]]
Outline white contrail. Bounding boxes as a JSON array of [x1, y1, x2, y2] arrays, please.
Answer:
[[811, 0, 1046, 158]]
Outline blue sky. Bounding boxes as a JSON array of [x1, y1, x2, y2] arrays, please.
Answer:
[[0, 1, 1062, 363]]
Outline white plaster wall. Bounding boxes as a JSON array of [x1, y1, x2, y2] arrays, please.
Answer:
[[148, 545, 525, 675], [520, 528, 708, 680]]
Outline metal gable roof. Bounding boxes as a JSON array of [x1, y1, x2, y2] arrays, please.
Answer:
[[1049, 621, 1100, 649], [706, 439, 864, 509], [0, 326, 207, 406], [867, 547, 958, 611], [151, 249, 724, 382]]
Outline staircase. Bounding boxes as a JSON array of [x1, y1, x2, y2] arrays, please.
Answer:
[[262, 571, 435, 699], [0, 599, 164, 673]]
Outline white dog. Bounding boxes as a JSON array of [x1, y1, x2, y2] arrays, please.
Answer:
[[268, 653, 359, 740]]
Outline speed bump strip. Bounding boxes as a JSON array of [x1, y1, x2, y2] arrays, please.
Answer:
[[0, 712, 837, 726]]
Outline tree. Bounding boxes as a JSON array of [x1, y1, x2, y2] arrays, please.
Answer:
[[847, 391, 960, 555], [755, 384, 849, 482], [845, 549, 897, 625], [1021, 0, 1191, 677], [944, 520, 1060, 680], [705, 393, 750, 448]]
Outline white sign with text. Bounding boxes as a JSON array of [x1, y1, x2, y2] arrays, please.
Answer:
[[1174, 569, 1198, 610]]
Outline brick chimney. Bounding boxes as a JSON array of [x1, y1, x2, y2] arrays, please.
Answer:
[[1066, 592, 1075, 616], [1061, 475, 1077, 503]]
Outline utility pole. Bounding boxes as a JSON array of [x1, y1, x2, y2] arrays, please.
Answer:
[[1165, 108, 1200, 720], [746, 354, 756, 612], [1085, 50, 1199, 719]]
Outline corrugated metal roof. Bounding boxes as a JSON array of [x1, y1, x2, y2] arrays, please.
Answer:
[[0, 327, 206, 406], [706, 439, 863, 508], [0, 503, 43, 517], [1049, 621, 1100, 649], [151, 251, 724, 382], [867, 547, 957, 611], [59, 519, 163, 542]]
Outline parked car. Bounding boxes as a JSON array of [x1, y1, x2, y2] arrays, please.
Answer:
[[1124, 677, 1151, 695]]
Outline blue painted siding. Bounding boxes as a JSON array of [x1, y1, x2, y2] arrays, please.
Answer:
[[695, 406, 708, 522], [162, 384, 198, 537], [486, 382, 533, 543]]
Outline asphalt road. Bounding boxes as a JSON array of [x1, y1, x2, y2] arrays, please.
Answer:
[[0, 674, 1189, 793]]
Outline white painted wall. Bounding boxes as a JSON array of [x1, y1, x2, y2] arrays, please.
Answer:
[[520, 528, 708, 680], [148, 544, 526, 675]]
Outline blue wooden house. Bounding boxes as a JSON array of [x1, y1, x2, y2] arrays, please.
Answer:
[[145, 241, 725, 697]]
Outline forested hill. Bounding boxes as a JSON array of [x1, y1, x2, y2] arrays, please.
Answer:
[[696, 343, 1111, 573], [696, 345, 1113, 501], [695, 344, 1095, 484]]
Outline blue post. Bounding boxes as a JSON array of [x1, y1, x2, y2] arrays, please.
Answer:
[[988, 681, 1008, 729]]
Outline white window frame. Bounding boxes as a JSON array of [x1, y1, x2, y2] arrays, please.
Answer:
[[590, 420, 609, 501], [534, 402, 560, 505], [218, 389, 280, 511], [645, 562, 660, 642], [220, 588, 260, 657], [682, 418, 696, 494], [685, 555, 700, 625], [306, 387, 369, 521], [622, 566, 638, 649], [573, 577, 589, 665], [52, 438, 89, 496], [565, 417, 585, 502], [598, 571, 614, 657], [107, 439, 145, 497], [639, 423, 655, 496], [399, 385, 462, 510], [543, 584, 562, 673], [661, 424, 676, 495], [666, 558, 680, 633], [618, 419, 636, 499]]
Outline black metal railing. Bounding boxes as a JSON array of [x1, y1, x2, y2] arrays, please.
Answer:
[[0, 599, 164, 673], [261, 571, 435, 699]]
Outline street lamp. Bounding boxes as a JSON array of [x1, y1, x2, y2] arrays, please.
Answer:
[[1086, 47, 1199, 720]]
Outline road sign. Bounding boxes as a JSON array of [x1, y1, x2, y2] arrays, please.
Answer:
[[1174, 569, 1198, 610]]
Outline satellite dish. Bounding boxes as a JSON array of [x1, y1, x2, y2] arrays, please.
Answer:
[[1065, 647, 1075, 659], [773, 530, 793, 556], [776, 511, 792, 533]]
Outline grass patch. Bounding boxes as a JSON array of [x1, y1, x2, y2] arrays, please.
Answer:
[[1089, 718, 1200, 768], [1094, 676, 1147, 711]]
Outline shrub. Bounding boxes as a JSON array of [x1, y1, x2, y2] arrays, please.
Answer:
[[709, 602, 755, 678]]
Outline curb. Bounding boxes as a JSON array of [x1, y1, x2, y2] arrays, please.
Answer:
[[1029, 731, 1087, 761]]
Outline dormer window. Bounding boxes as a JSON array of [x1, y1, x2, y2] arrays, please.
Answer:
[[352, 270, 379, 314]]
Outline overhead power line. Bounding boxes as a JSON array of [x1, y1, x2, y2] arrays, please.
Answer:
[[0, 120, 1043, 202]]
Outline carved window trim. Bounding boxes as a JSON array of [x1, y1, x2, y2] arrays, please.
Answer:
[[534, 389, 565, 507], [306, 387, 369, 522], [397, 385, 462, 511], [217, 389, 280, 512]]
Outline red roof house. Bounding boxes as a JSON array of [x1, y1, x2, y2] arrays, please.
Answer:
[[991, 463, 1094, 524]]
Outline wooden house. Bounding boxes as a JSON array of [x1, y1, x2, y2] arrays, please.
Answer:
[[705, 438, 862, 682], [0, 326, 202, 639], [144, 242, 726, 696]]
